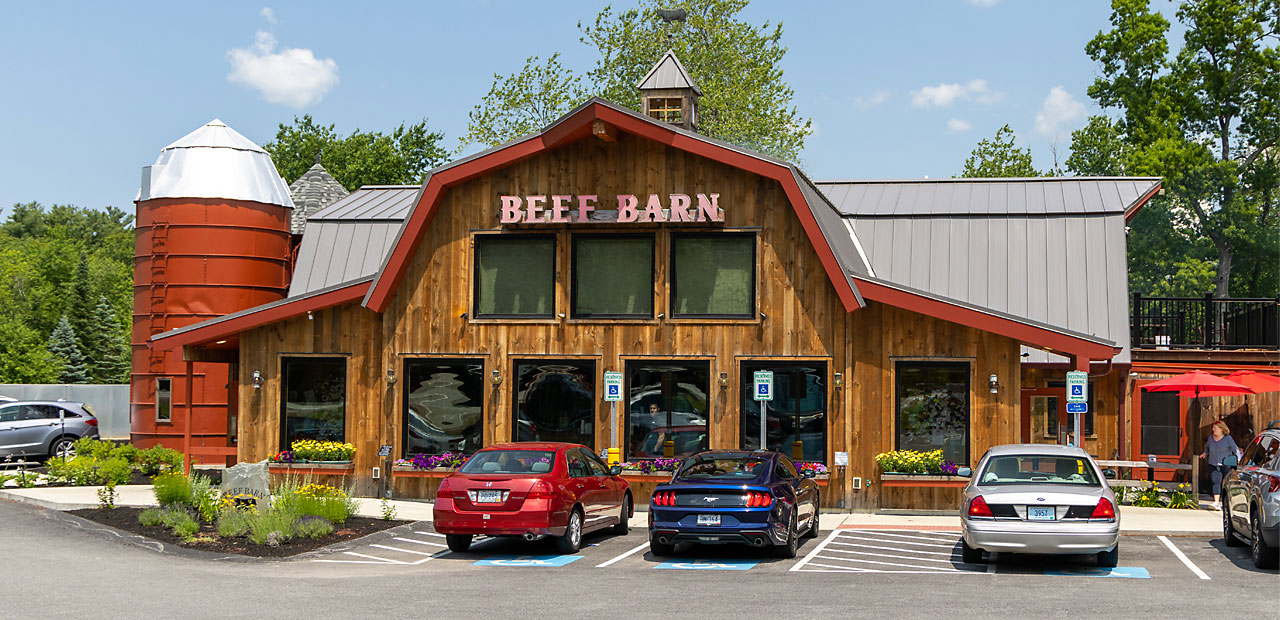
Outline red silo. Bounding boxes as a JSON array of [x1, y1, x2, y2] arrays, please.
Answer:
[[132, 119, 294, 463]]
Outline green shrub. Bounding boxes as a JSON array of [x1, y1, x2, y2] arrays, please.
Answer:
[[162, 509, 200, 541], [189, 475, 219, 523], [138, 507, 165, 527], [216, 509, 252, 537], [75, 437, 116, 459], [96, 457, 133, 485], [137, 446, 184, 476], [111, 443, 139, 464], [273, 481, 356, 524], [295, 517, 334, 539], [152, 472, 192, 506], [44, 456, 94, 485], [247, 510, 296, 545]]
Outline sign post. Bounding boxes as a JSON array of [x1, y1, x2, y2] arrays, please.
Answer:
[[603, 371, 623, 465], [753, 371, 773, 451], [1066, 371, 1088, 447]]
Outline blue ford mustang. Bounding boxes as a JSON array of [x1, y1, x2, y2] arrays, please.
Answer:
[[648, 450, 821, 558]]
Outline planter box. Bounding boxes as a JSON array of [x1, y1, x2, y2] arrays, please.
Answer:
[[880, 473, 970, 488], [392, 466, 459, 478], [269, 463, 355, 476]]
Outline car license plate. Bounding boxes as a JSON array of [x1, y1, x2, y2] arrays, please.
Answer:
[[1028, 506, 1055, 521], [697, 514, 721, 526], [476, 490, 504, 503]]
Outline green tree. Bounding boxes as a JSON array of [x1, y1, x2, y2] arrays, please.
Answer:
[[263, 115, 448, 189], [959, 124, 1040, 178], [460, 0, 812, 160], [48, 316, 88, 384], [0, 316, 58, 384], [85, 295, 130, 384], [1066, 116, 1131, 176]]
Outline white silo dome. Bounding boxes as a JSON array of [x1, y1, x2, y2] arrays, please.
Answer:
[[136, 118, 295, 208]]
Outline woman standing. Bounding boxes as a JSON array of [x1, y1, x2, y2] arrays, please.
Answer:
[[1198, 420, 1240, 510]]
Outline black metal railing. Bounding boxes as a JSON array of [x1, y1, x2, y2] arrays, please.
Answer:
[[1132, 293, 1279, 349]]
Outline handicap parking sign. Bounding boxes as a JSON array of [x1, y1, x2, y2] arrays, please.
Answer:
[[604, 371, 623, 402], [473, 555, 583, 567], [654, 559, 757, 571]]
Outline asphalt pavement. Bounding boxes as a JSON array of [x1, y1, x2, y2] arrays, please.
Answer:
[[1, 499, 1274, 620]]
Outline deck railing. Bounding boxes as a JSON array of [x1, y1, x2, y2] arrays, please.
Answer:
[[1131, 293, 1279, 350]]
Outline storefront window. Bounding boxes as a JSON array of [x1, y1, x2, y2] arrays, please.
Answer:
[[403, 359, 484, 457], [739, 361, 827, 462], [281, 357, 346, 446], [475, 235, 555, 317], [671, 234, 754, 318], [625, 360, 710, 459], [513, 360, 596, 448], [895, 362, 969, 465], [573, 235, 654, 318]]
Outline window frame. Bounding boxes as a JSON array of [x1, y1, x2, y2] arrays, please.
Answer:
[[570, 233, 655, 319], [155, 377, 172, 423], [401, 357, 486, 459], [622, 358, 712, 461], [472, 233, 557, 319], [893, 360, 971, 465], [279, 356, 348, 449], [669, 232, 757, 319]]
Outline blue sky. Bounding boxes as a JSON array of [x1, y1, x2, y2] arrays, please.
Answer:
[[0, 1, 1170, 215]]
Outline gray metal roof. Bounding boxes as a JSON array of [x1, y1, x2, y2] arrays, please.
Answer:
[[815, 178, 1160, 216], [637, 49, 702, 95], [288, 163, 349, 234], [288, 186, 419, 296]]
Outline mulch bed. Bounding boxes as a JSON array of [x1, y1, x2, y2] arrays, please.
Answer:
[[70, 506, 407, 558]]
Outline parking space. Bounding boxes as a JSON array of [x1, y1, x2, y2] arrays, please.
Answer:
[[791, 529, 989, 574]]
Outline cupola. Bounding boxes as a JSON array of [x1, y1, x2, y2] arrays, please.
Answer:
[[638, 49, 701, 131]]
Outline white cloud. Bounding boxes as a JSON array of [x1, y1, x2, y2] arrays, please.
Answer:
[[1033, 86, 1086, 138], [947, 118, 973, 133], [853, 90, 890, 108], [260, 7, 277, 24], [910, 79, 1003, 108], [226, 31, 339, 108]]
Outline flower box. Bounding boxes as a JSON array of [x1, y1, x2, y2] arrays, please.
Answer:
[[269, 462, 354, 476], [392, 466, 458, 478], [879, 473, 969, 488]]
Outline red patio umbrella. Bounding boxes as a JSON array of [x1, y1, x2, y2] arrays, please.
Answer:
[[1224, 369, 1280, 395], [1141, 370, 1256, 399]]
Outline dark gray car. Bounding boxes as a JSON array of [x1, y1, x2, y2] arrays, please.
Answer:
[[0, 401, 100, 461], [1222, 428, 1280, 569]]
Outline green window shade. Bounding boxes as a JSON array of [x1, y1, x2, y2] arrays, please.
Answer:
[[574, 236, 653, 317], [476, 237, 554, 316], [672, 235, 754, 317]]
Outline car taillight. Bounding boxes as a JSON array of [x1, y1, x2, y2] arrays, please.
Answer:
[[1268, 474, 1280, 494], [746, 491, 773, 508], [967, 495, 994, 517], [83, 418, 98, 427], [1091, 497, 1115, 520], [652, 491, 676, 507], [435, 478, 453, 499], [526, 480, 553, 499]]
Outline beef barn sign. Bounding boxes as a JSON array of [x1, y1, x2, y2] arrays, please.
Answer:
[[499, 193, 724, 224]]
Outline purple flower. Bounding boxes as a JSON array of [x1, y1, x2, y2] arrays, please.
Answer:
[[940, 461, 958, 475]]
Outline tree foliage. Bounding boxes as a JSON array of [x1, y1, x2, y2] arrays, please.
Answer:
[[460, 0, 812, 161], [48, 316, 88, 384], [264, 115, 448, 189], [959, 124, 1041, 178]]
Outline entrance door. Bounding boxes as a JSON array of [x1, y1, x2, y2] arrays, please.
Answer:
[[1132, 380, 1188, 481], [1021, 388, 1067, 445]]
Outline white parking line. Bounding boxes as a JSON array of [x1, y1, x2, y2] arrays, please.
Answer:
[[394, 537, 447, 547], [827, 540, 958, 557], [1158, 535, 1211, 580], [341, 551, 412, 564], [820, 547, 960, 564], [596, 541, 651, 568], [790, 528, 843, 572], [843, 530, 958, 543], [369, 544, 438, 557], [831, 534, 956, 548], [812, 554, 965, 571]]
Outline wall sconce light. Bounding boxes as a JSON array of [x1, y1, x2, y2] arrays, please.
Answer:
[[385, 369, 397, 386], [252, 370, 262, 389], [491, 369, 502, 386], [557, 313, 566, 319], [460, 312, 468, 320], [988, 374, 999, 394], [833, 372, 843, 389], [759, 312, 767, 320], [718, 372, 729, 388], [307, 311, 314, 320], [657, 313, 665, 319]]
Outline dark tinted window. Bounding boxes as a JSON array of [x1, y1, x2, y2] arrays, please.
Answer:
[[1139, 391, 1180, 455], [567, 449, 593, 478], [155, 377, 172, 423], [281, 357, 346, 445], [671, 234, 754, 317], [740, 361, 827, 462], [777, 457, 799, 479], [403, 359, 484, 457], [585, 452, 610, 476], [475, 235, 555, 317], [0, 405, 19, 423], [572, 235, 653, 318], [978, 456, 1101, 487], [678, 455, 769, 481], [626, 360, 710, 460], [1261, 436, 1280, 468], [896, 362, 969, 465], [513, 360, 595, 448]]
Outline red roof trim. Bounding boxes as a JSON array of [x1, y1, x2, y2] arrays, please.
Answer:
[[1124, 181, 1162, 223], [363, 101, 863, 313], [151, 280, 370, 350], [853, 277, 1117, 361]]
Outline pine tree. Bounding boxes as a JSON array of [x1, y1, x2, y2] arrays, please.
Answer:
[[67, 253, 93, 351], [86, 295, 130, 384], [48, 316, 89, 384]]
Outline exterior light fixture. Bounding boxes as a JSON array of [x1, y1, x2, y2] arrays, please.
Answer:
[[988, 374, 999, 394], [657, 313, 665, 319], [833, 372, 843, 389], [460, 312, 468, 320], [307, 311, 314, 320], [718, 372, 729, 388], [252, 370, 262, 389], [385, 368, 397, 385], [491, 369, 502, 386], [759, 312, 767, 320]]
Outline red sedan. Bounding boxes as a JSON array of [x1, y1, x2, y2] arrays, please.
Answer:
[[432, 442, 632, 553]]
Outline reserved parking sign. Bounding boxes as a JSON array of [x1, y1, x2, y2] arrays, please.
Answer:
[[753, 371, 773, 402]]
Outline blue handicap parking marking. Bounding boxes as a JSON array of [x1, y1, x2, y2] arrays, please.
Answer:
[[472, 554, 583, 567], [654, 559, 757, 571], [1043, 566, 1150, 579]]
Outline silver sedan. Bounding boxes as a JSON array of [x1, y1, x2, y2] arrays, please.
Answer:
[[959, 444, 1121, 567]]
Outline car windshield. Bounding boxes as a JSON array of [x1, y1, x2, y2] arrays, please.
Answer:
[[458, 450, 556, 475], [677, 456, 768, 481], [978, 455, 1100, 486]]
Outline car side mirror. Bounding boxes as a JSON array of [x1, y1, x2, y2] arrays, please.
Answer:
[[1222, 454, 1238, 468], [957, 467, 972, 477], [609, 465, 622, 476], [1103, 468, 1117, 479]]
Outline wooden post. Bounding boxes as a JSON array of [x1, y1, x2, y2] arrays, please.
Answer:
[[1132, 292, 1142, 347], [183, 360, 194, 474]]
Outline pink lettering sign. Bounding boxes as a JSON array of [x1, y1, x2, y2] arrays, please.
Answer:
[[498, 194, 724, 224]]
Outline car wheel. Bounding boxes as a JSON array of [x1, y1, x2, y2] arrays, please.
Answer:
[[1251, 509, 1279, 569], [50, 437, 76, 460], [961, 538, 984, 564], [556, 508, 583, 554], [1223, 504, 1245, 547], [802, 496, 820, 539], [774, 512, 798, 559], [613, 495, 631, 535], [1097, 543, 1119, 568], [445, 534, 472, 553]]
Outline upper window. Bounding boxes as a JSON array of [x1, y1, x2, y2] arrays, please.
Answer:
[[740, 361, 827, 463], [648, 97, 683, 124], [403, 359, 485, 457], [475, 235, 555, 318], [155, 378, 172, 423], [895, 362, 970, 465], [625, 360, 710, 460], [671, 234, 755, 318], [513, 359, 596, 448], [572, 235, 654, 318], [281, 357, 346, 446]]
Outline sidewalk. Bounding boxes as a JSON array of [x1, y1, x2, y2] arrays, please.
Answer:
[[1, 485, 1221, 535]]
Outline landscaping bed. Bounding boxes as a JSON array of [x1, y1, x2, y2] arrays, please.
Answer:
[[70, 506, 405, 558]]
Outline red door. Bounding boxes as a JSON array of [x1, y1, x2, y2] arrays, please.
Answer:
[[1132, 379, 1189, 481]]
